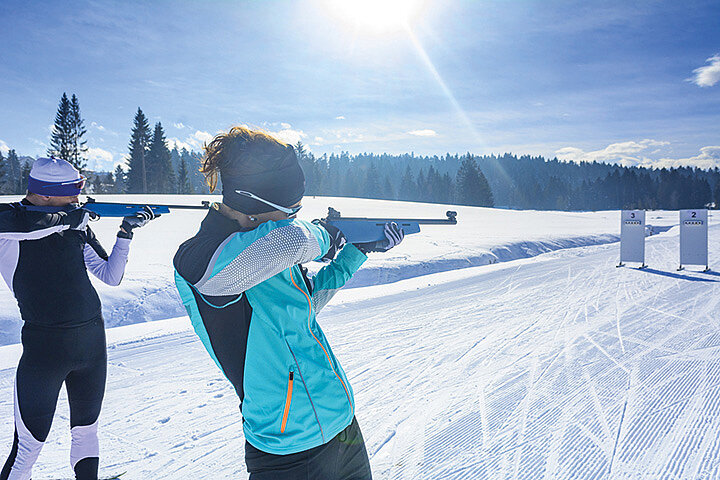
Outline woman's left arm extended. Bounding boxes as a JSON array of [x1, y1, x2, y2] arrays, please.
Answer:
[[83, 228, 131, 286]]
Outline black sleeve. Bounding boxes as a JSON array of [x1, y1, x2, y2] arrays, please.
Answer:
[[0, 203, 67, 239]]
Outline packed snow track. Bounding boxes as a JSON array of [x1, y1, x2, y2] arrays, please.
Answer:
[[0, 218, 718, 479]]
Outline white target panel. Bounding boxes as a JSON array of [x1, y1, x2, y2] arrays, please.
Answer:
[[620, 210, 645, 264], [679, 209, 708, 267]]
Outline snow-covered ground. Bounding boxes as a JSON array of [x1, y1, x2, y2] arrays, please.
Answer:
[[0, 195, 677, 345], [0, 196, 718, 479]]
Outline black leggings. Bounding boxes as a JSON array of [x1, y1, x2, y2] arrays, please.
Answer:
[[1, 318, 107, 480], [245, 417, 373, 480]]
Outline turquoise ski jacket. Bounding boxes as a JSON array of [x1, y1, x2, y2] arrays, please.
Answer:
[[173, 208, 366, 454]]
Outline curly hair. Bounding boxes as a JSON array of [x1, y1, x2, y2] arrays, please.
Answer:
[[200, 126, 290, 193]]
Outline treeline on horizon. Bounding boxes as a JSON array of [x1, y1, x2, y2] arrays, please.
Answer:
[[297, 150, 720, 211], [1, 93, 719, 211]]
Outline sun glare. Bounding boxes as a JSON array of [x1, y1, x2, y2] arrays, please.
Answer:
[[327, 0, 420, 32]]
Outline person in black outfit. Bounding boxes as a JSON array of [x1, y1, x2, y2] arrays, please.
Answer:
[[0, 157, 157, 480]]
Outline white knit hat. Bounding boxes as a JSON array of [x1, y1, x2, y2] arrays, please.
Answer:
[[28, 158, 86, 196]]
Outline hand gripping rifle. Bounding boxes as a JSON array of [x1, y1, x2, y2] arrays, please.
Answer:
[[322, 207, 458, 243]]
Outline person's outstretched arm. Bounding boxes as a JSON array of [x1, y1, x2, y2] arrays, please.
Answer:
[[193, 219, 330, 296], [83, 206, 157, 286], [309, 221, 404, 312]]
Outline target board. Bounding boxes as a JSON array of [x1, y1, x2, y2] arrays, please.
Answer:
[[679, 209, 708, 269], [620, 210, 646, 266]]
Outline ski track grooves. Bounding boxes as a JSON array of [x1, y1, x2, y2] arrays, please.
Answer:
[[0, 225, 717, 478]]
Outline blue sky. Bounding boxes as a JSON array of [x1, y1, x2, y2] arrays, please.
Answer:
[[0, 0, 719, 172]]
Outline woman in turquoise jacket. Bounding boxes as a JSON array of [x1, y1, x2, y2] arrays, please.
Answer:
[[173, 126, 403, 479]]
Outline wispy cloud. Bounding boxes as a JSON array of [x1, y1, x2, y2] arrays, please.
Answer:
[[335, 116, 346, 120], [173, 122, 187, 129], [30, 138, 48, 150], [90, 122, 106, 132], [556, 140, 720, 169], [263, 124, 307, 146], [408, 129, 438, 137], [167, 130, 214, 152], [656, 146, 720, 169], [690, 54, 720, 87], [86, 147, 120, 172], [556, 139, 669, 167]]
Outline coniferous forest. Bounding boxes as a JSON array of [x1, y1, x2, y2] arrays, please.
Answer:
[[1, 93, 719, 211]]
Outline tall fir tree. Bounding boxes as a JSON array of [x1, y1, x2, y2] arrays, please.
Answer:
[[383, 175, 395, 200], [416, 169, 426, 202], [399, 165, 415, 201], [69, 94, 88, 171], [147, 122, 175, 193], [456, 155, 494, 207], [0, 151, 7, 194], [295, 141, 307, 161], [19, 160, 32, 193], [112, 165, 127, 193], [476, 168, 494, 207], [364, 163, 381, 198], [7, 150, 22, 194], [694, 178, 713, 208], [126, 108, 152, 193], [48, 93, 73, 162], [177, 156, 194, 194]]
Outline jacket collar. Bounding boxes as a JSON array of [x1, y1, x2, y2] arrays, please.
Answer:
[[199, 206, 251, 237]]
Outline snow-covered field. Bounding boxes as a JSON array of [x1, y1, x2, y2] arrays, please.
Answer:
[[0, 196, 718, 479], [0, 195, 677, 345]]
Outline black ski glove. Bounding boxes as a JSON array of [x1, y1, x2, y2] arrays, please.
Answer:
[[313, 219, 347, 263], [118, 206, 158, 239], [61, 208, 92, 231], [353, 222, 404, 254]]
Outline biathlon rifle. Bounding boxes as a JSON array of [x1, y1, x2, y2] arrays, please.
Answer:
[[80, 197, 210, 217], [19, 197, 211, 218], [322, 207, 457, 243]]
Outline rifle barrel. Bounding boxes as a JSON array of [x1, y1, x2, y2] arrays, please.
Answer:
[[84, 198, 210, 210], [332, 218, 455, 224], [327, 210, 457, 225]]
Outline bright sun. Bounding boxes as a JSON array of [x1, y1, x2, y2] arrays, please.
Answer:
[[327, 0, 421, 32]]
